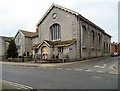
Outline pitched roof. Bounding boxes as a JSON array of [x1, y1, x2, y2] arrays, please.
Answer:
[[45, 38, 76, 46], [20, 30, 39, 38], [36, 3, 79, 27], [32, 43, 40, 49], [36, 3, 111, 37], [0, 36, 13, 42], [32, 38, 76, 49]]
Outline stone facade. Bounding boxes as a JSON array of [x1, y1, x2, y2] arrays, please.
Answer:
[[34, 4, 111, 60], [15, 4, 111, 61], [15, 30, 39, 57], [0, 36, 12, 60]]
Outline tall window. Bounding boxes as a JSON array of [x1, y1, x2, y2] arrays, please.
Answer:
[[82, 26, 86, 46], [91, 30, 95, 44], [98, 33, 101, 44], [104, 42, 105, 53], [50, 24, 61, 40]]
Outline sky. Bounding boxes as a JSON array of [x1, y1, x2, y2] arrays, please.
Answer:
[[0, 0, 119, 42]]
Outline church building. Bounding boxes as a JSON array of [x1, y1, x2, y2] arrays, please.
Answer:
[[15, 4, 111, 61]]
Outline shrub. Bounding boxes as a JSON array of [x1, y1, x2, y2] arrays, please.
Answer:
[[24, 57, 31, 62]]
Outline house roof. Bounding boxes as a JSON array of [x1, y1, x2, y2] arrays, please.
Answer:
[[32, 43, 40, 49], [0, 36, 13, 42], [32, 38, 76, 49], [20, 30, 39, 38], [45, 38, 76, 46], [14, 29, 39, 39], [36, 3, 111, 37]]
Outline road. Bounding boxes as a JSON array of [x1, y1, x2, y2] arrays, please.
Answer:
[[1, 56, 119, 89]]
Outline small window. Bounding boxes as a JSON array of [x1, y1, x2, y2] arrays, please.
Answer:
[[58, 47, 63, 53]]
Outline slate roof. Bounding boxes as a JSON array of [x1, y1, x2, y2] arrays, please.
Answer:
[[32, 38, 76, 49], [0, 36, 13, 42], [20, 30, 39, 38], [36, 3, 111, 37], [44, 38, 76, 46]]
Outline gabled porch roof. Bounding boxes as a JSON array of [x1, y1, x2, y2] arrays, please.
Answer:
[[32, 38, 76, 49]]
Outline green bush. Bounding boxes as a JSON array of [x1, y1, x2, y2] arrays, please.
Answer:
[[24, 57, 31, 62], [7, 57, 31, 62]]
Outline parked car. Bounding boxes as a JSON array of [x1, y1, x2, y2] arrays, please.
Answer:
[[111, 52, 118, 57]]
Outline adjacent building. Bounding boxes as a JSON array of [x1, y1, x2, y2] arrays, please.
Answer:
[[0, 36, 12, 60], [14, 29, 39, 57], [15, 4, 111, 61], [111, 42, 120, 55]]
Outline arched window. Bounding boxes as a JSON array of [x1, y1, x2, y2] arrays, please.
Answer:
[[91, 30, 95, 43], [50, 24, 61, 40], [98, 33, 101, 44], [82, 26, 86, 46]]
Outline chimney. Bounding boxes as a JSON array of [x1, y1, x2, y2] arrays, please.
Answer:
[[36, 27, 39, 32]]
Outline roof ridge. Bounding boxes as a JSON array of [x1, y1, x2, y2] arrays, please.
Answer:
[[36, 3, 79, 27], [53, 3, 79, 15], [20, 29, 34, 33]]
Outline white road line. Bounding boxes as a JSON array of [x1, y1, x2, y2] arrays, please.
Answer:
[[94, 64, 106, 68], [74, 69, 83, 71], [3, 80, 33, 89], [109, 62, 118, 71], [96, 70, 104, 73], [109, 71, 118, 75], [101, 64, 106, 68], [85, 69, 92, 72]]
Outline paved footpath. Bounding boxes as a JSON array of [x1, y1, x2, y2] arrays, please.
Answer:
[[0, 61, 79, 68]]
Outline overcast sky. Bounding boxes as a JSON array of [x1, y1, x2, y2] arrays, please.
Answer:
[[0, 0, 119, 42]]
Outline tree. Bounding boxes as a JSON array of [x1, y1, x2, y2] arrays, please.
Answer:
[[7, 39, 18, 58]]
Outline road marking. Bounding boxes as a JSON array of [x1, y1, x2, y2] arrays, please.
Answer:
[[2, 80, 33, 89], [102, 64, 106, 68], [94, 64, 106, 68], [85, 69, 92, 72], [109, 62, 118, 71], [74, 69, 83, 71], [109, 71, 118, 75], [96, 70, 104, 73]]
